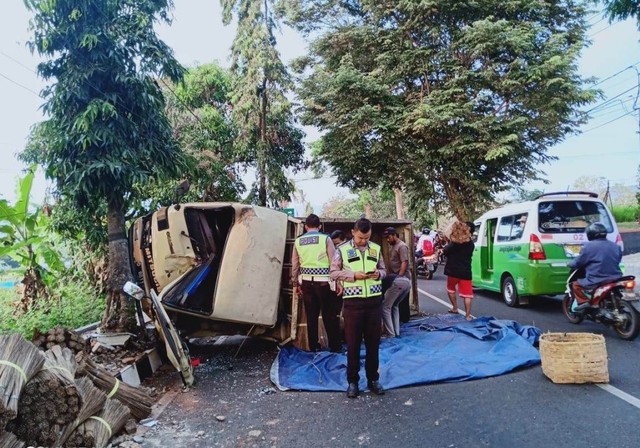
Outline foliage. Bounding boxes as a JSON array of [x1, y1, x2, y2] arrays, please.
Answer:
[[22, 0, 187, 331], [0, 166, 64, 308], [611, 205, 639, 223], [321, 189, 397, 218], [221, 0, 307, 206], [598, 0, 640, 28], [509, 188, 546, 202], [161, 63, 245, 203], [0, 280, 105, 338], [287, 0, 597, 221], [22, 0, 187, 210]]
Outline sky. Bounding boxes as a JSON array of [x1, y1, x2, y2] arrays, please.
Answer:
[[1, 2, 639, 214]]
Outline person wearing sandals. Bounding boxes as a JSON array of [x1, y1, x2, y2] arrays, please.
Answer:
[[442, 220, 475, 320]]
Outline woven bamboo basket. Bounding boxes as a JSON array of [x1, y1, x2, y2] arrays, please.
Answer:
[[539, 332, 609, 384]]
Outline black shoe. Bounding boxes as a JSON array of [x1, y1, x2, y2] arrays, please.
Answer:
[[367, 380, 385, 395], [347, 383, 359, 399]]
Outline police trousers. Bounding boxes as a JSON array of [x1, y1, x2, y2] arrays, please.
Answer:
[[301, 280, 342, 352], [342, 297, 383, 384]]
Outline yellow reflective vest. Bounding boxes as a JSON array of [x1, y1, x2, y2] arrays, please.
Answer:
[[295, 232, 330, 281], [339, 242, 383, 299]]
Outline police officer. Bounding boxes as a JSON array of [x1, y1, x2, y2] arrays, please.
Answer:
[[291, 214, 341, 352], [330, 217, 386, 398]]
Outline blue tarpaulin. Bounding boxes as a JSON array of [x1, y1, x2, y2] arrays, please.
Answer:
[[270, 314, 541, 392]]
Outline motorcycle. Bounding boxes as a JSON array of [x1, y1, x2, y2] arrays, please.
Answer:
[[415, 250, 438, 280], [562, 270, 640, 340]]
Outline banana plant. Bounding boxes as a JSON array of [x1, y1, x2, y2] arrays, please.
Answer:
[[0, 165, 63, 310]]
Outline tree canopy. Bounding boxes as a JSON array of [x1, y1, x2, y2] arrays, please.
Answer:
[[221, 0, 307, 206], [287, 0, 597, 220], [22, 0, 186, 330], [599, 0, 640, 28]]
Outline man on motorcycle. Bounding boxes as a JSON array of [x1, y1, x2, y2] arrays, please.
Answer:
[[569, 222, 623, 311]]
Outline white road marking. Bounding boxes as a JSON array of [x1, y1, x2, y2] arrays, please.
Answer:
[[417, 287, 473, 318], [418, 285, 640, 409], [597, 384, 640, 409]]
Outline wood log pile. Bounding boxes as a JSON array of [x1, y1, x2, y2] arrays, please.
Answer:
[[0, 330, 155, 447], [78, 354, 153, 421], [32, 326, 90, 354]]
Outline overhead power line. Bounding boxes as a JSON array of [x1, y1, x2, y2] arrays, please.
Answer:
[[0, 71, 41, 97], [586, 84, 639, 113], [582, 109, 636, 133], [592, 62, 640, 88]]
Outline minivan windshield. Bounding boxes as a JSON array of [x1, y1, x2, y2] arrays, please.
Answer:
[[538, 200, 613, 233]]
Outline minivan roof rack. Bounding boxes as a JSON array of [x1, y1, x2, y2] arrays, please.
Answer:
[[534, 191, 598, 200]]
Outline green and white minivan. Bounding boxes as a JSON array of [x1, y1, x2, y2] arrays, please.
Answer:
[[471, 191, 623, 307]]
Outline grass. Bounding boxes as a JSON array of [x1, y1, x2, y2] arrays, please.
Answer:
[[0, 281, 105, 339]]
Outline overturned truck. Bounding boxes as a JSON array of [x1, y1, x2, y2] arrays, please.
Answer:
[[129, 202, 418, 351]]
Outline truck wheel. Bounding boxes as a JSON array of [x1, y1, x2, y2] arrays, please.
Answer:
[[501, 276, 519, 307]]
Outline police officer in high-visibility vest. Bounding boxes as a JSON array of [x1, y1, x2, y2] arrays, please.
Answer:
[[330, 217, 387, 398], [291, 214, 341, 353]]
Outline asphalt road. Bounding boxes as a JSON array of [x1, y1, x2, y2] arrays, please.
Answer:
[[135, 265, 640, 448]]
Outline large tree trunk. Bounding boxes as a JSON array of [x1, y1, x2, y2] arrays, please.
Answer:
[[101, 197, 135, 332], [258, 78, 268, 207], [441, 178, 470, 222], [393, 188, 405, 219]]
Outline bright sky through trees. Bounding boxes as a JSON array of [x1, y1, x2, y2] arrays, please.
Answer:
[[1, 2, 639, 211]]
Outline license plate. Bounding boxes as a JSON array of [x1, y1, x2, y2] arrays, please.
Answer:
[[563, 244, 582, 258]]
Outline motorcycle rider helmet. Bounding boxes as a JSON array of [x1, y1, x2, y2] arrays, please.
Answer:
[[421, 226, 431, 235], [585, 222, 607, 241]]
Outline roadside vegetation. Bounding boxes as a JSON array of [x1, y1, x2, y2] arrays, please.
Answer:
[[1, 0, 638, 335]]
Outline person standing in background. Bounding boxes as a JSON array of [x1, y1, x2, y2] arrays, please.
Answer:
[[291, 214, 341, 352], [442, 220, 475, 321], [330, 217, 387, 398], [381, 227, 411, 337], [383, 227, 410, 279]]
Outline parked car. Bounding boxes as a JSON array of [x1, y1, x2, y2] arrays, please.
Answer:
[[471, 191, 623, 307]]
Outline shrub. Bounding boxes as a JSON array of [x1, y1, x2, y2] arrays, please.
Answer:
[[0, 279, 105, 338], [611, 205, 639, 223]]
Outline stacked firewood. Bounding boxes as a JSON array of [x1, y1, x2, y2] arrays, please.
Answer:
[[32, 327, 90, 354], [78, 354, 153, 420], [66, 397, 130, 447], [0, 334, 46, 430], [13, 346, 82, 446], [0, 330, 156, 447], [0, 431, 24, 448]]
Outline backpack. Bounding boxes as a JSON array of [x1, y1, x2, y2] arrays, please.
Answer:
[[422, 239, 434, 256]]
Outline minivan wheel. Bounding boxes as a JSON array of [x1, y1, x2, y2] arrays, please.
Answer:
[[501, 276, 519, 307]]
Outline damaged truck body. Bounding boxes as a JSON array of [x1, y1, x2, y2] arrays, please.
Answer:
[[129, 202, 418, 352]]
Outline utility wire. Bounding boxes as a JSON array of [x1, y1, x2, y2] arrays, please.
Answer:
[[0, 71, 41, 97], [582, 109, 636, 133], [0, 51, 38, 74], [592, 62, 640, 87], [586, 84, 639, 113]]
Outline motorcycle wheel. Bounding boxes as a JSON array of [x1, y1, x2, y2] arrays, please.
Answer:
[[562, 293, 584, 324], [613, 301, 640, 340]]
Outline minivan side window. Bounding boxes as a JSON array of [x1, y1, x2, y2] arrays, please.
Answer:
[[497, 214, 528, 242], [538, 200, 613, 233]]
